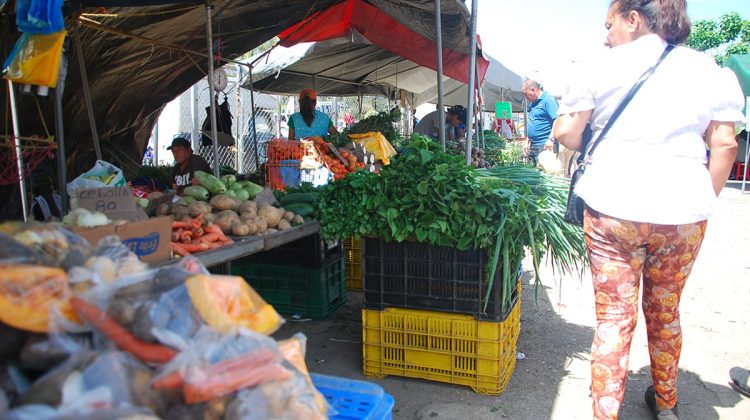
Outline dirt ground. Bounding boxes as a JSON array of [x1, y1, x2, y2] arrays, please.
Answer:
[[276, 185, 750, 419]]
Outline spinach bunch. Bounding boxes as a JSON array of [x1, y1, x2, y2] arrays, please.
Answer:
[[329, 108, 402, 147], [319, 134, 502, 250]]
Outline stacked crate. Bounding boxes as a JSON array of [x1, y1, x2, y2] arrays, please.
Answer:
[[360, 237, 521, 395], [231, 233, 346, 320], [343, 237, 363, 290]]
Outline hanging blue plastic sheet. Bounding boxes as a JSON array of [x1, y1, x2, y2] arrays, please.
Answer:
[[16, 0, 65, 34]]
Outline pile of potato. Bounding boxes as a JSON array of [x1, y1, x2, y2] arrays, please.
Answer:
[[156, 194, 306, 237]]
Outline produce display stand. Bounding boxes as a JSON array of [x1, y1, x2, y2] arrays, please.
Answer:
[[191, 221, 320, 269]]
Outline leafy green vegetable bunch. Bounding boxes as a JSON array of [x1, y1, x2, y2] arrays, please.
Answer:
[[329, 108, 402, 147]]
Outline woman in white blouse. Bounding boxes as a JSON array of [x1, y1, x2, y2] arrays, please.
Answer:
[[553, 1, 743, 419]]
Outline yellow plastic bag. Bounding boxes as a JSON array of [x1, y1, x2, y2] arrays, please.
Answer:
[[347, 132, 397, 165], [185, 274, 284, 335], [4, 30, 66, 88]]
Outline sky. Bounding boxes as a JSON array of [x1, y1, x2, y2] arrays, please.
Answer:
[[471, 0, 750, 95]]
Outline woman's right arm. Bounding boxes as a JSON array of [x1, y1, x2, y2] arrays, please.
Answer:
[[288, 127, 295, 140], [552, 110, 592, 151], [705, 120, 738, 196]]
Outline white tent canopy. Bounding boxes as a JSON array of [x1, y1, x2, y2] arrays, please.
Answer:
[[242, 34, 524, 112]]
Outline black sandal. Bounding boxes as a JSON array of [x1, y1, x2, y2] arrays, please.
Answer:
[[729, 367, 750, 398], [645, 385, 679, 420]]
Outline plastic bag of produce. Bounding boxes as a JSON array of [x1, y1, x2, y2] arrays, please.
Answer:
[[66, 160, 127, 209], [0, 222, 92, 269], [276, 333, 330, 416], [0, 232, 41, 266], [68, 257, 208, 364], [152, 326, 292, 404], [67, 235, 149, 295], [185, 274, 284, 336], [12, 351, 164, 419], [0, 265, 81, 333]]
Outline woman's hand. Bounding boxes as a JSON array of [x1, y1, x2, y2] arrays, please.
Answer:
[[706, 121, 738, 196]]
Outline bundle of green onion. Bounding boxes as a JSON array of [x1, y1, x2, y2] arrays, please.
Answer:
[[476, 165, 588, 308]]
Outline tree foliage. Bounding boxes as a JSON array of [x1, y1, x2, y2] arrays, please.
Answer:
[[687, 12, 750, 64]]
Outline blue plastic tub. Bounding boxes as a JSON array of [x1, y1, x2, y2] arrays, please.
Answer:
[[280, 159, 301, 187], [311, 373, 395, 420]]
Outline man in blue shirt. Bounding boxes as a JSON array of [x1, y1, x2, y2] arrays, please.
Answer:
[[523, 80, 558, 166]]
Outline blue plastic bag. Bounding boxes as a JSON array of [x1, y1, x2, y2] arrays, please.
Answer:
[[16, 0, 64, 34]]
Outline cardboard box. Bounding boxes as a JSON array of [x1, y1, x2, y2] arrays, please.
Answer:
[[73, 216, 172, 265], [76, 186, 147, 221]]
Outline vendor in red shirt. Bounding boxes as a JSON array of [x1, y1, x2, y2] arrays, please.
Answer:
[[168, 137, 212, 195]]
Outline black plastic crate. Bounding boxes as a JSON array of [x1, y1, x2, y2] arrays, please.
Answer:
[[243, 232, 342, 268], [363, 237, 520, 321]]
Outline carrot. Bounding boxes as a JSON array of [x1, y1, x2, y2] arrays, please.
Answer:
[[153, 348, 276, 391], [70, 297, 177, 364], [190, 214, 204, 228], [171, 242, 191, 257], [171, 231, 181, 242], [197, 232, 220, 243], [173, 221, 192, 230], [204, 224, 229, 242], [182, 350, 291, 403], [152, 370, 185, 390], [180, 242, 210, 253], [192, 227, 204, 238], [180, 230, 193, 243], [185, 363, 291, 403]]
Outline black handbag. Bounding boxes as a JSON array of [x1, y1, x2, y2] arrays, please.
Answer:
[[564, 44, 675, 226]]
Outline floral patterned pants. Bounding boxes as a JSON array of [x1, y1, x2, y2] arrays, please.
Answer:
[[583, 208, 707, 419]]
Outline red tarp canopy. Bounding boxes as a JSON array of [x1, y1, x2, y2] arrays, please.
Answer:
[[277, 0, 489, 87]]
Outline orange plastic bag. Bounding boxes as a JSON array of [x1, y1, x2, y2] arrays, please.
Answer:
[[3, 30, 66, 88]]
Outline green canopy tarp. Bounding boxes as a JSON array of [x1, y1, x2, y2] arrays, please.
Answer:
[[725, 54, 750, 99]]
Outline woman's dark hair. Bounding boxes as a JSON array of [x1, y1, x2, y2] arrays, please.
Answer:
[[299, 95, 316, 126], [611, 0, 691, 44]]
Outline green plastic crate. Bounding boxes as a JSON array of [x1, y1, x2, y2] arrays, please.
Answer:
[[231, 257, 346, 320]]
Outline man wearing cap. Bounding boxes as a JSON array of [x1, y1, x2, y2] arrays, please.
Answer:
[[168, 137, 212, 195], [288, 89, 338, 140], [414, 105, 466, 141]]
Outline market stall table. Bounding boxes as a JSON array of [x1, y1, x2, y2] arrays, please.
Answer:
[[190, 221, 321, 271]]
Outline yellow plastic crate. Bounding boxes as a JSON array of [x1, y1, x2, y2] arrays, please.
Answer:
[[344, 237, 363, 290], [362, 294, 520, 395]]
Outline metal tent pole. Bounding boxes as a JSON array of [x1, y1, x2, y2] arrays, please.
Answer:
[[205, 2, 221, 178], [435, 0, 446, 150], [154, 121, 159, 165], [248, 70, 259, 170], [54, 52, 68, 214], [71, 25, 102, 161], [477, 66, 485, 149], [742, 123, 749, 193], [277, 95, 282, 136], [464, 0, 478, 166], [7, 81, 29, 221], [359, 86, 364, 120], [191, 85, 199, 149], [236, 65, 243, 173]]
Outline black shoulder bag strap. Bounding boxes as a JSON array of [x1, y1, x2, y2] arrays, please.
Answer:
[[564, 44, 674, 226], [581, 43, 675, 163]]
